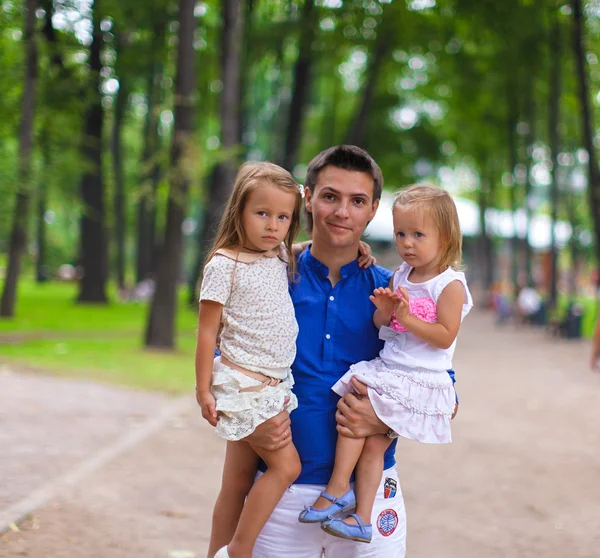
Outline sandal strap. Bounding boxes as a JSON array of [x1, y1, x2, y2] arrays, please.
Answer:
[[348, 514, 367, 532], [318, 491, 338, 503]]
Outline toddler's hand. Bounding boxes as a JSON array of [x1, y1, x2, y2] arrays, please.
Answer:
[[196, 390, 218, 427], [358, 241, 376, 268], [370, 287, 401, 316], [394, 286, 411, 322]]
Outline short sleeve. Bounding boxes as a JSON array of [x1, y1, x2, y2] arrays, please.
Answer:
[[433, 270, 473, 319], [199, 255, 235, 305]]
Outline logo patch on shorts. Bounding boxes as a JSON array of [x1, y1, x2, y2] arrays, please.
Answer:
[[377, 508, 398, 537], [384, 477, 397, 499]]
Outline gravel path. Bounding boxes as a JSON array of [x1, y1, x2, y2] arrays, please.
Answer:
[[1, 310, 599, 557]]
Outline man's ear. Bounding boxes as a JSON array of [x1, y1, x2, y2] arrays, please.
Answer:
[[304, 186, 313, 213], [369, 199, 380, 221]]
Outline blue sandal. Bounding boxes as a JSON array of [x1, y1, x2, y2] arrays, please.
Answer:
[[321, 513, 373, 543], [298, 489, 356, 523]]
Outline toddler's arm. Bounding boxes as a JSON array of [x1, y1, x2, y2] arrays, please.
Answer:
[[195, 300, 223, 426], [371, 279, 400, 329], [395, 280, 465, 349]]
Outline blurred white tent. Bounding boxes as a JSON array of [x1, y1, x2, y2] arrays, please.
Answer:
[[366, 191, 574, 251]]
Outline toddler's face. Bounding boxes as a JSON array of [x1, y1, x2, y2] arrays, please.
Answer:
[[393, 205, 441, 273], [241, 182, 297, 252]]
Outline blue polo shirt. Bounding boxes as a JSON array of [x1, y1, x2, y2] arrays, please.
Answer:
[[289, 247, 395, 484]]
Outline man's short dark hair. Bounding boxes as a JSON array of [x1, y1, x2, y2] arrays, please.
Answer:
[[305, 145, 384, 201], [304, 145, 383, 231]]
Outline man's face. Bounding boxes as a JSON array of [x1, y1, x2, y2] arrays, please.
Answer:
[[305, 165, 378, 251]]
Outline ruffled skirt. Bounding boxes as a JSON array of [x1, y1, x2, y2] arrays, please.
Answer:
[[331, 358, 455, 444], [212, 357, 298, 441]]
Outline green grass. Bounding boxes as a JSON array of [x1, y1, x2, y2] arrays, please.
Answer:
[[0, 280, 198, 394]]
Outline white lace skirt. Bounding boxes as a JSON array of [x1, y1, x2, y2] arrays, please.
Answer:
[[211, 357, 298, 441], [331, 358, 455, 444]]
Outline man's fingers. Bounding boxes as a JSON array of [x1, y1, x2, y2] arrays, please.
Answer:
[[350, 377, 369, 397]]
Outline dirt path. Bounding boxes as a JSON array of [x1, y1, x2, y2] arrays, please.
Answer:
[[2, 310, 600, 557]]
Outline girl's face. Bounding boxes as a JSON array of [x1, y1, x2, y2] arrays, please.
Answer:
[[393, 205, 441, 273], [241, 182, 297, 252]]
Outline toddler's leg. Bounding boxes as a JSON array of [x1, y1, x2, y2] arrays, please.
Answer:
[[227, 442, 301, 558], [311, 434, 365, 510], [207, 441, 259, 558], [347, 434, 392, 526]]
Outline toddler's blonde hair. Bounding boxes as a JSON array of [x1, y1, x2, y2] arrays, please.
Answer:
[[393, 183, 463, 271]]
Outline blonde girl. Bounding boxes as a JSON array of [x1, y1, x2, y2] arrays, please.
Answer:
[[196, 162, 303, 558], [299, 184, 472, 544]]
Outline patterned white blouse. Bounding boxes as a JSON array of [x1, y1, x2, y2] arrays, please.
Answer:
[[199, 248, 298, 379]]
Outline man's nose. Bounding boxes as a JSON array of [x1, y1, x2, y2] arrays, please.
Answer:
[[334, 201, 350, 218]]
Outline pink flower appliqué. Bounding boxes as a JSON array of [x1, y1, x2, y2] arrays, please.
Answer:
[[390, 296, 438, 332]]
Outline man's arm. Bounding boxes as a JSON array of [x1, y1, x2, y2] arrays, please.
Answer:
[[243, 409, 293, 451], [335, 378, 389, 438]]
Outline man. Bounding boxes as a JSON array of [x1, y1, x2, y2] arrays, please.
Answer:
[[209, 145, 455, 556]]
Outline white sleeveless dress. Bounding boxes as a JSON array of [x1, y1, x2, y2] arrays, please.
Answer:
[[332, 263, 473, 444]]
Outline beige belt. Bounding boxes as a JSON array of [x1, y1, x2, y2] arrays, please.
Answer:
[[220, 356, 283, 391]]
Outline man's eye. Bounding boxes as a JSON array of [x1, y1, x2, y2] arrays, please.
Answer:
[[354, 199, 365, 205], [324, 194, 335, 201]]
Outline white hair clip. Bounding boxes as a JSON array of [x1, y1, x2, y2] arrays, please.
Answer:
[[297, 183, 305, 198]]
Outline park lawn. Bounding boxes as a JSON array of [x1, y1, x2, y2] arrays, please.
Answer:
[[0, 280, 198, 394]]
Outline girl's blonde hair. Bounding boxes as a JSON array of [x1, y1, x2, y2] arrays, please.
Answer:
[[393, 183, 463, 271], [207, 161, 303, 277]]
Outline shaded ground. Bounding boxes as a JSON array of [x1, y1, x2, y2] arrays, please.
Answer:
[[2, 311, 600, 557]]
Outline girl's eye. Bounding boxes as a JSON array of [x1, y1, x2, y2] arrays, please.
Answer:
[[415, 232, 424, 238], [257, 211, 267, 217], [278, 215, 289, 221], [396, 232, 404, 238]]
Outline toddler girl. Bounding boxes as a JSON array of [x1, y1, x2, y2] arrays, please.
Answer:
[[299, 183, 473, 544]]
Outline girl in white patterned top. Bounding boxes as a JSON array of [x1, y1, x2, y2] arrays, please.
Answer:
[[196, 162, 304, 558]]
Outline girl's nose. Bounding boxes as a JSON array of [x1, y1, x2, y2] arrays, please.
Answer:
[[266, 217, 278, 230]]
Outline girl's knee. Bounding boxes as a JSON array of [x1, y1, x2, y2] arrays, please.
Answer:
[[272, 453, 301, 485]]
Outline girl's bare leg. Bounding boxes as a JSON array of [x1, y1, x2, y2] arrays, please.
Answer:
[[227, 442, 301, 558], [207, 441, 259, 558], [344, 434, 392, 526], [311, 434, 365, 510]]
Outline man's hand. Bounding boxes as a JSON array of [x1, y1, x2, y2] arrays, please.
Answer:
[[244, 409, 292, 451], [197, 390, 218, 427], [336, 378, 388, 438]]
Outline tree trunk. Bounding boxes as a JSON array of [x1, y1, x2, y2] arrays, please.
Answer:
[[77, 2, 108, 303], [187, 0, 243, 304], [573, 0, 600, 284], [524, 84, 536, 288], [281, 0, 315, 171], [507, 103, 520, 294], [548, 14, 561, 308], [478, 180, 495, 292], [112, 54, 128, 290], [135, 58, 163, 285], [36, 124, 50, 283], [145, 0, 196, 349], [344, 35, 389, 148], [0, 0, 38, 318]]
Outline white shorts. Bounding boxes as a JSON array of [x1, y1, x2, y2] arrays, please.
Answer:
[[253, 467, 406, 558]]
